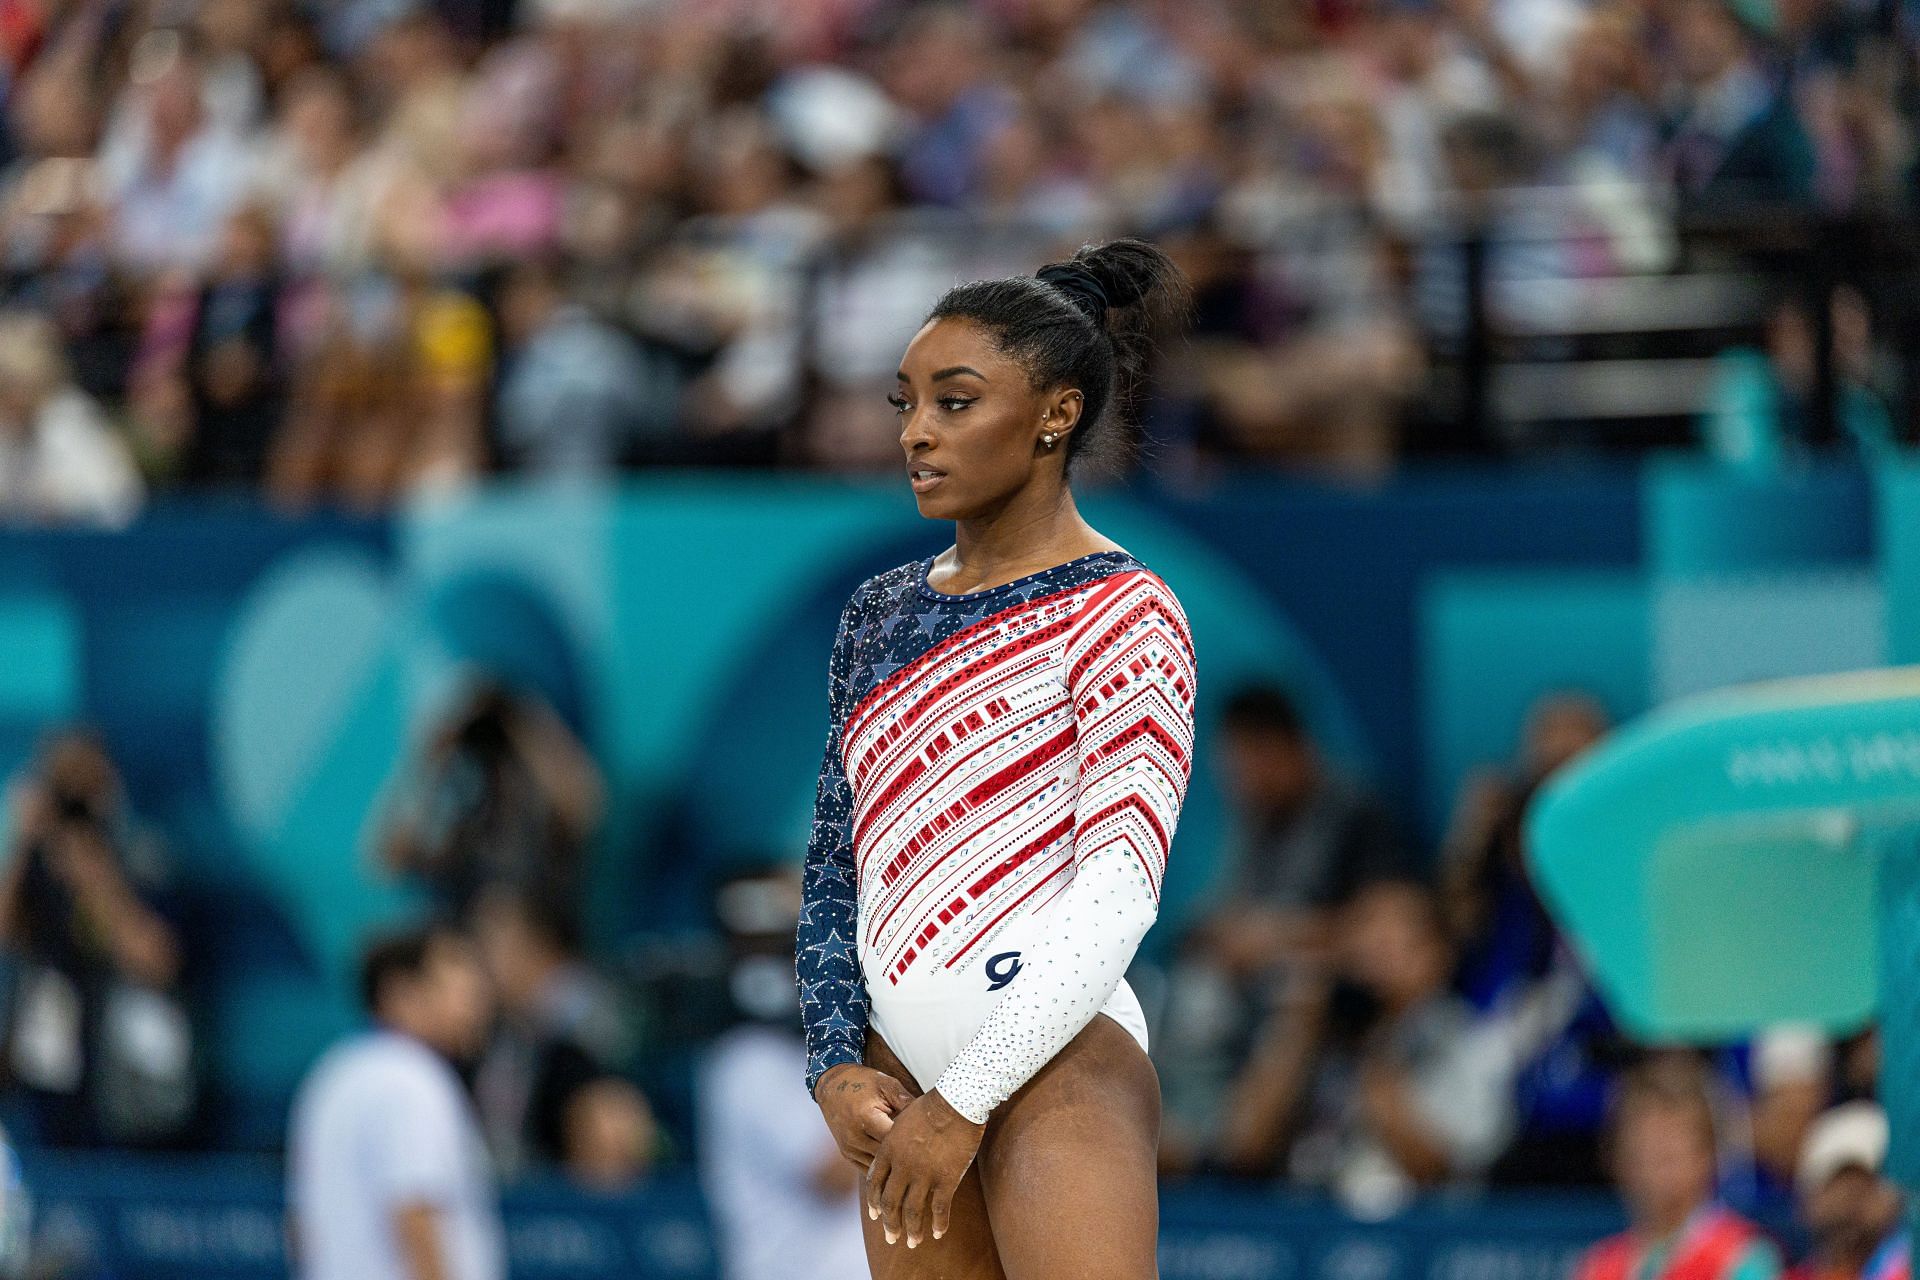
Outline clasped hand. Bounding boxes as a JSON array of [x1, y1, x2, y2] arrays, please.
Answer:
[[815, 1063, 986, 1249]]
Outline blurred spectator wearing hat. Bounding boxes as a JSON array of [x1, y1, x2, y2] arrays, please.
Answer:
[[1790, 1102, 1908, 1280], [1574, 1057, 1784, 1280]]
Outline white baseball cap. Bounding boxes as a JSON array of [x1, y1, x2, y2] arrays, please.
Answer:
[[1797, 1101, 1890, 1197]]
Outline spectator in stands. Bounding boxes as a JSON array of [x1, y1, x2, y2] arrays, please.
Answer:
[[1699, 288, 1898, 473], [289, 922, 502, 1280], [494, 255, 677, 475], [0, 311, 142, 526], [469, 888, 652, 1187], [1184, 684, 1411, 974], [95, 31, 261, 274], [0, 729, 192, 1148], [1573, 1057, 1784, 1280], [1156, 684, 1411, 1170], [381, 679, 605, 919], [699, 865, 867, 1280], [1663, 0, 1817, 207], [1790, 1102, 1907, 1280], [267, 266, 492, 510], [1217, 881, 1515, 1213], [133, 203, 289, 487]]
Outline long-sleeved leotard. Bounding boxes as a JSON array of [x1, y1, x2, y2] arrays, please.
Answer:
[[797, 550, 1196, 1124]]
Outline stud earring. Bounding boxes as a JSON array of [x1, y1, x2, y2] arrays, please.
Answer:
[[1042, 433, 1058, 448]]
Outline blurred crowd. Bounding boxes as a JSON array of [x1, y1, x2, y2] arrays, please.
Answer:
[[0, 0, 1899, 519]]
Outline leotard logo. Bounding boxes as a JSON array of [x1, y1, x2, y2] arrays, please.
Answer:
[[985, 951, 1024, 990]]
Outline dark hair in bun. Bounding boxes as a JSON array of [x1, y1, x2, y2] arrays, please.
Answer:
[[925, 238, 1192, 473]]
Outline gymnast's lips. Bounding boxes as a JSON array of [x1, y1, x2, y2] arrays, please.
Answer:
[[908, 464, 947, 493]]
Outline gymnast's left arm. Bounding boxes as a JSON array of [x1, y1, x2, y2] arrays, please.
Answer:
[[933, 576, 1197, 1122]]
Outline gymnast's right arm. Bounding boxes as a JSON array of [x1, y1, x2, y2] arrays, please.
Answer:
[[800, 588, 913, 1167]]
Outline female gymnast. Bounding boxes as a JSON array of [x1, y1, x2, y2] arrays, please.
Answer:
[[795, 238, 1198, 1279]]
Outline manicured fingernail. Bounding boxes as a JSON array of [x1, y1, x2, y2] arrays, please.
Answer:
[[934, 1229, 945, 1240], [867, 1205, 878, 1220], [908, 1237, 920, 1249], [884, 1229, 897, 1245]]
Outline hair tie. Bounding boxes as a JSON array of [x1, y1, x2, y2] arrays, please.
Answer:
[[1035, 263, 1110, 321]]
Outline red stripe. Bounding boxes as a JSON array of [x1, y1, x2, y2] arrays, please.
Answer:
[[962, 723, 1075, 808], [843, 578, 1105, 747], [945, 857, 1075, 969], [861, 703, 1058, 871], [966, 814, 1074, 899], [851, 752, 927, 854], [869, 793, 1075, 953], [1076, 791, 1170, 860], [1085, 716, 1191, 771], [867, 777, 1059, 942], [891, 818, 1072, 980]]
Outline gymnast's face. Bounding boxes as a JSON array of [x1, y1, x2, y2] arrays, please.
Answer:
[[892, 317, 1081, 521]]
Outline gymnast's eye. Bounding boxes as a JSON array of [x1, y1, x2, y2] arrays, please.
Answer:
[[888, 394, 911, 414]]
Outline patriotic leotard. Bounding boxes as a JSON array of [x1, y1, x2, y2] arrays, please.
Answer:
[[797, 549, 1197, 1124]]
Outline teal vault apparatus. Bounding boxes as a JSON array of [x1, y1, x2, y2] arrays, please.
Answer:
[[1526, 669, 1920, 1183]]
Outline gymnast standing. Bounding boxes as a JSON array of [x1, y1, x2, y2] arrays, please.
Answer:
[[795, 238, 1198, 1280]]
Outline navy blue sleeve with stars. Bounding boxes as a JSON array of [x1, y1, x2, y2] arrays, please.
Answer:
[[798, 584, 870, 1097]]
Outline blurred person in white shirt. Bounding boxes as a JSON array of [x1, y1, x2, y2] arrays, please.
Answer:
[[0, 312, 142, 527], [289, 921, 504, 1280], [698, 866, 866, 1280]]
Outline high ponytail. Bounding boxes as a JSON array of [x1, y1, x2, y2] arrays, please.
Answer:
[[926, 238, 1192, 474]]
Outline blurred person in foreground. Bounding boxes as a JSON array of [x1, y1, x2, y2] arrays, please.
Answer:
[[0, 311, 142, 526], [469, 888, 653, 1189], [0, 729, 191, 1148], [1217, 881, 1513, 1212], [1443, 690, 1610, 1008], [289, 922, 502, 1280], [381, 678, 604, 919], [1440, 692, 1621, 1188], [1751, 1025, 1883, 1205], [1790, 1102, 1907, 1280], [1156, 683, 1410, 1169], [700, 865, 866, 1280], [1573, 1057, 1783, 1280], [1191, 685, 1410, 967]]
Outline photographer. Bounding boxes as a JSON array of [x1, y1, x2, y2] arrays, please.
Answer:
[[1213, 881, 1514, 1212], [0, 729, 192, 1147], [381, 679, 604, 919]]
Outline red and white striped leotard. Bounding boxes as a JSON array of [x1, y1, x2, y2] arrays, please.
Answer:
[[797, 548, 1197, 1124]]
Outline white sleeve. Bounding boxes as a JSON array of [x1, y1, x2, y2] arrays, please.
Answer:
[[933, 575, 1196, 1124], [370, 1066, 469, 1207]]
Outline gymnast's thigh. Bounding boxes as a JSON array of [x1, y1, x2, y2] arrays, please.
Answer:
[[975, 1012, 1162, 1280], [859, 1028, 1008, 1280]]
